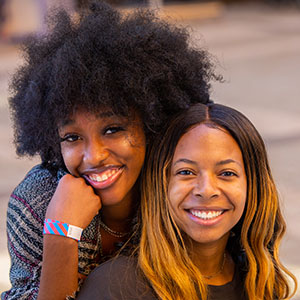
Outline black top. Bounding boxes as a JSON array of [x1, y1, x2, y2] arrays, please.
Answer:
[[77, 256, 247, 300]]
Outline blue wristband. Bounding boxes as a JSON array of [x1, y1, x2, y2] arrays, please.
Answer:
[[43, 219, 83, 241]]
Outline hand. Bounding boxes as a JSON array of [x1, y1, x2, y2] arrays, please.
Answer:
[[45, 174, 101, 229]]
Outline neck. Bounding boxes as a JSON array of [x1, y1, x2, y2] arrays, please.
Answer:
[[187, 233, 234, 285], [101, 188, 138, 233]]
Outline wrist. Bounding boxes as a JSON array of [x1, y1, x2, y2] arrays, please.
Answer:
[[43, 219, 83, 241]]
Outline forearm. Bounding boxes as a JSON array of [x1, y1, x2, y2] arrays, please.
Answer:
[[37, 175, 101, 300], [38, 235, 79, 300]]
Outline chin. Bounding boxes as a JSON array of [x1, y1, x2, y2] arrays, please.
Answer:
[[188, 231, 229, 246], [100, 196, 123, 207], [101, 190, 131, 207]]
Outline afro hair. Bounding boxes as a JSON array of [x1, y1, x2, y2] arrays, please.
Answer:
[[9, 1, 217, 169]]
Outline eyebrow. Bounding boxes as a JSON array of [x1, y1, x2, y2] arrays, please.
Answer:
[[59, 119, 74, 127], [97, 111, 115, 118], [173, 158, 242, 168], [173, 158, 198, 167], [59, 111, 117, 128], [216, 159, 242, 167]]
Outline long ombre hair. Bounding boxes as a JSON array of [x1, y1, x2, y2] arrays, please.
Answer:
[[138, 103, 297, 300]]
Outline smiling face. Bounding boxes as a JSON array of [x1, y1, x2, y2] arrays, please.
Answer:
[[59, 109, 146, 208], [168, 123, 247, 247]]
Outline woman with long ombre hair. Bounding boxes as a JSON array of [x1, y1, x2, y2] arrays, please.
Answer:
[[77, 102, 297, 300]]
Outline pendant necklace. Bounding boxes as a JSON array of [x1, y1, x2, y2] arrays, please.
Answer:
[[203, 253, 227, 280]]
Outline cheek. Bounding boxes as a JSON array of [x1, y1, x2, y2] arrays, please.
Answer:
[[167, 178, 177, 207], [126, 130, 145, 148], [60, 145, 81, 173], [168, 178, 188, 209], [240, 195, 247, 214], [167, 181, 187, 232], [239, 181, 247, 210], [232, 187, 247, 219], [123, 136, 146, 168], [134, 144, 146, 167]]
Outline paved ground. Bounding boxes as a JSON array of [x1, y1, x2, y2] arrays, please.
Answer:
[[0, 2, 299, 297]]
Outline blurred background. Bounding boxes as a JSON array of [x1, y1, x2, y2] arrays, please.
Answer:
[[0, 0, 299, 297]]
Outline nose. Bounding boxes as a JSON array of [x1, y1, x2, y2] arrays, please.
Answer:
[[193, 173, 220, 200], [83, 138, 109, 167]]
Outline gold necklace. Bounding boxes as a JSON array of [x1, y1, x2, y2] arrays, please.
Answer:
[[99, 218, 129, 238], [203, 253, 227, 280]]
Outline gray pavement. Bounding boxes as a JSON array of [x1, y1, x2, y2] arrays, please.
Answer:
[[0, 3, 300, 297]]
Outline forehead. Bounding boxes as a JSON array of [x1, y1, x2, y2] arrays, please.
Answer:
[[173, 124, 243, 162], [58, 108, 140, 127]]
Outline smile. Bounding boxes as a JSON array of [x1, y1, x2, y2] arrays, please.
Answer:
[[190, 209, 223, 220], [88, 169, 119, 182], [83, 166, 124, 190], [187, 208, 226, 226]]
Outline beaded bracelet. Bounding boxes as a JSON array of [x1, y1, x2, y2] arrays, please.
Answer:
[[43, 219, 83, 241]]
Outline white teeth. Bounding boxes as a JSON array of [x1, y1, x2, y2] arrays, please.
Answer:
[[191, 210, 223, 220], [88, 169, 118, 182]]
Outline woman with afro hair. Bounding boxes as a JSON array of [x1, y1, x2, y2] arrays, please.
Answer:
[[1, 1, 218, 300]]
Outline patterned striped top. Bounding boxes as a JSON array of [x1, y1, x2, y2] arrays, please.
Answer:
[[1, 164, 104, 300]]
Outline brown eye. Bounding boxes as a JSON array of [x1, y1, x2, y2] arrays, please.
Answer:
[[60, 134, 81, 142], [177, 170, 194, 176], [220, 171, 236, 177], [104, 126, 124, 135]]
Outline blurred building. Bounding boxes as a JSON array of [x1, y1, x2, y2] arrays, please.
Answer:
[[0, 0, 74, 40], [0, 0, 224, 41]]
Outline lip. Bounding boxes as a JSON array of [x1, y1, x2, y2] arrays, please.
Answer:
[[82, 166, 124, 190], [186, 208, 227, 226]]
